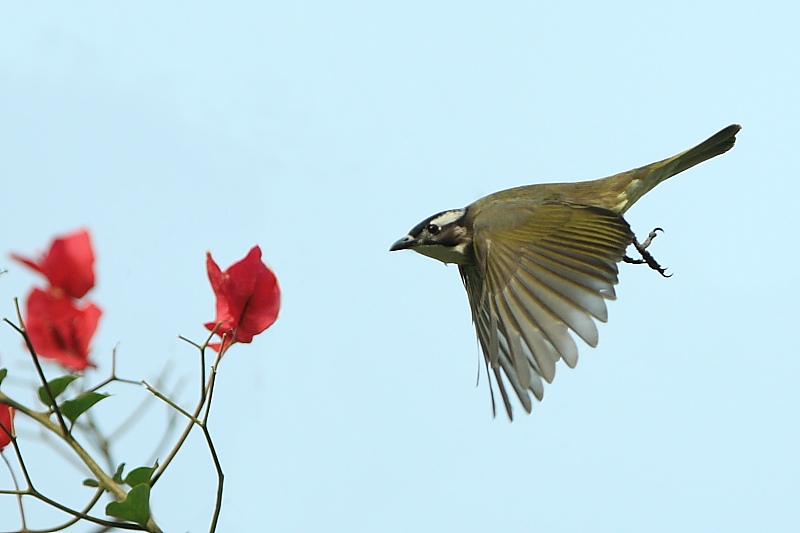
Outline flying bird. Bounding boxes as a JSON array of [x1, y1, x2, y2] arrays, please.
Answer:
[[391, 124, 741, 419]]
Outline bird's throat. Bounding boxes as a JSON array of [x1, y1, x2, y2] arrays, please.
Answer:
[[413, 242, 470, 265]]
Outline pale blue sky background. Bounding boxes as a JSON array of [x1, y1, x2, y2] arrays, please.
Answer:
[[0, 2, 798, 532]]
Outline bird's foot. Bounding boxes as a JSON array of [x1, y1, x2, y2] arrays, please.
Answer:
[[624, 228, 671, 277]]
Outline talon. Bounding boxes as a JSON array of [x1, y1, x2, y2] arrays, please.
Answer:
[[623, 255, 645, 265], [640, 227, 664, 250], [628, 228, 671, 277]]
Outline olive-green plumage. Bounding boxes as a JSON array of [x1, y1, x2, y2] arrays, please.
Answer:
[[391, 124, 741, 419], [472, 123, 740, 217]]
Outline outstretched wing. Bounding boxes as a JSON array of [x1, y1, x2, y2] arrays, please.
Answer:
[[459, 203, 634, 419]]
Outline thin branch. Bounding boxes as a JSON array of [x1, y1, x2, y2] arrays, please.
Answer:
[[6, 489, 146, 532], [4, 305, 70, 437], [3, 409, 36, 489], [149, 375, 215, 487], [1, 450, 26, 530], [141, 382, 200, 424], [79, 411, 114, 469], [0, 392, 128, 502], [150, 330, 224, 488], [201, 423, 224, 533], [0, 426, 142, 532], [177, 335, 202, 350], [85, 347, 142, 394], [10, 488, 105, 533], [202, 352, 225, 533]]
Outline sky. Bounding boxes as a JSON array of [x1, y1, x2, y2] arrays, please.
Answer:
[[0, 2, 798, 532]]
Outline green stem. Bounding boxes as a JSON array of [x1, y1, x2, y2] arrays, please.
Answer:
[[0, 393, 128, 502]]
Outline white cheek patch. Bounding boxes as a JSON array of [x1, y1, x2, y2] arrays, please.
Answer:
[[429, 209, 466, 228]]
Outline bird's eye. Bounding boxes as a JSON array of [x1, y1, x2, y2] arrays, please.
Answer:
[[426, 223, 440, 235]]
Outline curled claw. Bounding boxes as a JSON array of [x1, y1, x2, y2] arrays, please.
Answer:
[[639, 227, 664, 250], [625, 227, 671, 277]]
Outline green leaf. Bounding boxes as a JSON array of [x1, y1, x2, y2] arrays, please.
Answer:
[[105, 484, 151, 527], [0, 368, 7, 387], [113, 463, 126, 484], [60, 392, 109, 422], [83, 478, 100, 487], [37, 375, 79, 405], [124, 462, 159, 487]]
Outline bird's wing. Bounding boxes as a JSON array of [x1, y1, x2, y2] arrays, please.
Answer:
[[459, 203, 634, 419]]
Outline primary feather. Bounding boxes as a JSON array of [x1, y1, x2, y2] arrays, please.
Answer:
[[461, 205, 633, 418]]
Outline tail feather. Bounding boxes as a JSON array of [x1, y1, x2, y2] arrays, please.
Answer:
[[667, 124, 741, 176], [609, 124, 741, 213]]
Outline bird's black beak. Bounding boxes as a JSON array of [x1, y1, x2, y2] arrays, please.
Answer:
[[390, 235, 416, 251]]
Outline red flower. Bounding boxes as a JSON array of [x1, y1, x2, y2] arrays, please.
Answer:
[[205, 246, 280, 352], [25, 289, 102, 371], [11, 229, 96, 299], [0, 404, 14, 450]]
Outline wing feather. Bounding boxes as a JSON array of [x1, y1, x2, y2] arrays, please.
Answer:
[[461, 203, 634, 418], [489, 244, 579, 370], [522, 248, 619, 299], [492, 296, 533, 390], [494, 281, 560, 381], [461, 265, 536, 418], [519, 256, 609, 322]]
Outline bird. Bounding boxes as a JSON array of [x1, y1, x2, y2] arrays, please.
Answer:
[[390, 124, 741, 420]]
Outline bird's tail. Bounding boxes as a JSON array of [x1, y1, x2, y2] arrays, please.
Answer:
[[605, 124, 741, 214]]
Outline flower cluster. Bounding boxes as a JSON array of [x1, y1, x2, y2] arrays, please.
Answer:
[[1, 230, 281, 528], [12, 230, 102, 372]]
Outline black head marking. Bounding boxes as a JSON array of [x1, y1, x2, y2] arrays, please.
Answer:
[[408, 209, 467, 242]]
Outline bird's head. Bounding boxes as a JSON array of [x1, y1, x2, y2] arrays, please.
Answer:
[[390, 208, 472, 265]]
